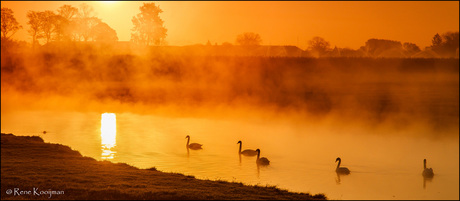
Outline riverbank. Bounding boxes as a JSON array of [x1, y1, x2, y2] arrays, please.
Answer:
[[1, 133, 326, 200]]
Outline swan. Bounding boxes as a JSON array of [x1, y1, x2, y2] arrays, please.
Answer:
[[335, 157, 350, 174], [237, 141, 257, 156], [185, 135, 202, 150], [422, 159, 434, 178], [256, 149, 270, 165]]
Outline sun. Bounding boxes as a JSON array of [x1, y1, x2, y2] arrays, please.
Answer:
[[101, 113, 116, 146]]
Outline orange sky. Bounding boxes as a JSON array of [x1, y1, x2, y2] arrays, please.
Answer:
[[1, 1, 459, 49]]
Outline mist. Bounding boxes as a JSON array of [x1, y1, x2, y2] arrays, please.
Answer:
[[1, 43, 459, 140]]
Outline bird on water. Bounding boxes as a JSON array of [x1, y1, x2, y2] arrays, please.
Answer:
[[185, 135, 203, 150], [256, 149, 270, 165], [237, 140, 257, 156], [422, 159, 434, 178], [335, 157, 350, 175]]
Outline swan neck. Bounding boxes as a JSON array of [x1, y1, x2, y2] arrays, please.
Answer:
[[257, 150, 260, 160], [239, 143, 242, 153], [336, 159, 341, 169], [186, 137, 190, 146], [424, 160, 426, 169]]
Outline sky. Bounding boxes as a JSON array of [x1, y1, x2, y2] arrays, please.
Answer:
[[1, 1, 459, 50]]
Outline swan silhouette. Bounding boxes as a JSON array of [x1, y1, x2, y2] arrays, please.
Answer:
[[422, 159, 434, 178], [256, 149, 270, 165], [335, 157, 350, 174], [185, 135, 202, 150], [237, 141, 257, 156]]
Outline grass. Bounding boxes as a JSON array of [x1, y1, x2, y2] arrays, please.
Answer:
[[1, 133, 327, 200]]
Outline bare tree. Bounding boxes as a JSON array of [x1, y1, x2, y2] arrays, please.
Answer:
[[235, 32, 262, 46], [40, 10, 57, 44], [55, 4, 78, 42], [1, 7, 22, 41], [71, 3, 100, 42], [131, 2, 167, 46], [26, 10, 58, 46], [58, 4, 78, 20], [27, 11, 42, 48]]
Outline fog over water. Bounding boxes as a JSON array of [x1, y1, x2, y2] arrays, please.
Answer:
[[1, 45, 459, 199], [2, 45, 458, 138]]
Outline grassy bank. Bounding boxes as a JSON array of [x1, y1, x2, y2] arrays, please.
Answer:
[[1, 133, 326, 200]]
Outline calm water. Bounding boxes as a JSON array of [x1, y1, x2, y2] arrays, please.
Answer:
[[1, 109, 458, 200]]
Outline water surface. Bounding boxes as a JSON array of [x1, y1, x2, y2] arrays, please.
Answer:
[[1, 110, 458, 200]]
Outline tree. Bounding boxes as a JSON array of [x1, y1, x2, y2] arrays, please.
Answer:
[[73, 3, 100, 42], [235, 32, 262, 46], [1, 7, 22, 41], [431, 33, 442, 47], [40, 10, 57, 44], [403, 42, 421, 56], [58, 4, 78, 20], [364, 38, 402, 57], [27, 10, 58, 46], [55, 4, 78, 41], [308, 36, 331, 56], [441, 31, 459, 56], [27, 11, 42, 48], [430, 32, 459, 57], [131, 2, 167, 46]]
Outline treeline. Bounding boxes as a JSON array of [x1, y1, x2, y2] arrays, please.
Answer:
[[1, 3, 459, 58], [1, 5, 118, 49], [1, 2, 167, 49]]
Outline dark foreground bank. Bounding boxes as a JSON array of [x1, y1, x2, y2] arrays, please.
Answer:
[[1, 133, 326, 200]]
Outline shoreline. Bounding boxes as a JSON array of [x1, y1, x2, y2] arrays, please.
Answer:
[[1, 133, 327, 200]]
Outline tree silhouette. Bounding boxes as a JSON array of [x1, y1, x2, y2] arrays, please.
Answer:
[[236, 32, 262, 46], [26, 10, 58, 45], [431, 32, 459, 57], [55, 4, 78, 42], [403, 42, 421, 56], [364, 38, 402, 57], [131, 2, 167, 46], [431, 33, 442, 47], [73, 3, 100, 42], [1, 7, 22, 41], [441, 31, 459, 57], [58, 4, 78, 20], [40, 10, 57, 44], [27, 11, 42, 48], [308, 36, 331, 57]]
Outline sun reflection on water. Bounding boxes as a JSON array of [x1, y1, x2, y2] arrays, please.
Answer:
[[101, 113, 116, 160]]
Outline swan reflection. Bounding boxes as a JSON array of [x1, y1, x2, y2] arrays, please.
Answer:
[[422, 159, 434, 189], [186, 147, 190, 158], [335, 172, 342, 184], [423, 175, 434, 189], [101, 113, 117, 160], [239, 153, 242, 164]]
